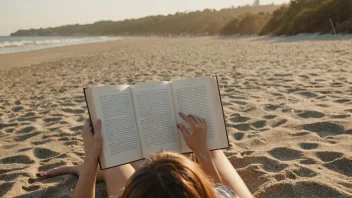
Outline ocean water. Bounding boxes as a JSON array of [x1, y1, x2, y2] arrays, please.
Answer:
[[0, 36, 122, 54]]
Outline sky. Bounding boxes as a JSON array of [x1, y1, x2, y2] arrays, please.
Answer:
[[0, 0, 289, 36]]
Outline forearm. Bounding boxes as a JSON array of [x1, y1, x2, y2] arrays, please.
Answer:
[[74, 157, 98, 198], [210, 150, 253, 198], [195, 149, 222, 184]]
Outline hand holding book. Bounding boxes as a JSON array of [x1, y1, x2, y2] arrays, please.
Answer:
[[177, 112, 223, 183], [177, 113, 209, 155], [81, 119, 103, 162]]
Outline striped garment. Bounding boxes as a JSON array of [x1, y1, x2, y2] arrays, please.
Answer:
[[109, 184, 238, 198], [215, 184, 238, 198]]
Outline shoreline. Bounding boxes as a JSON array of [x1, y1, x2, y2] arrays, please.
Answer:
[[1, 34, 352, 70], [0, 39, 125, 70]]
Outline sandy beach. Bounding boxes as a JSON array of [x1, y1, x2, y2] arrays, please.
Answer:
[[0, 36, 351, 198]]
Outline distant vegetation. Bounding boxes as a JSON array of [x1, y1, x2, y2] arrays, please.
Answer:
[[11, 0, 352, 37], [222, 12, 272, 35], [260, 0, 352, 35], [10, 5, 279, 36]]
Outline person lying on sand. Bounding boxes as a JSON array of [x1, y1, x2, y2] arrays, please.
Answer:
[[37, 113, 253, 198]]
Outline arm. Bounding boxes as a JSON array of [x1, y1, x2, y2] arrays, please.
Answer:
[[74, 119, 103, 198], [177, 113, 222, 184], [178, 113, 253, 198], [194, 148, 222, 184], [210, 150, 253, 198], [74, 157, 98, 198]]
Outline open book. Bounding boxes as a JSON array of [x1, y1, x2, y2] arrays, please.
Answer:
[[84, 76, 229, 169]]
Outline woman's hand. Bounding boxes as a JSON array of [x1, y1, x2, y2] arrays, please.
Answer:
[[177, 113, 209, 155], [82, 118, 103, 161]]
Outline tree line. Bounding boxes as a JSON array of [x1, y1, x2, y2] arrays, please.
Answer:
[[11, 0, 352, 37], [223, 0, 352, 35]]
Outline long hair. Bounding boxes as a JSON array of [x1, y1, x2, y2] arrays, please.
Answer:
[[121, 151, 217, 198]]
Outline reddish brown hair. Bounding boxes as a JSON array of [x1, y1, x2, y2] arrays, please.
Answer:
[[121, 151, 217, 198]]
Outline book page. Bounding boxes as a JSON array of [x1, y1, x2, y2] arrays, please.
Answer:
[[89, 85, 143, 169], [171, 77, 228, 153], [131, 81, 181, 157]]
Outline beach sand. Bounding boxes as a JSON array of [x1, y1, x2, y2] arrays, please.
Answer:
[[0, 36, 351, 198]]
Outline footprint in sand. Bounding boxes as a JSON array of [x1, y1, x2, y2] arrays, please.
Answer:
[[251, 120, 267, 129], [296, 91, 318, 98], [231, 100, 247, 105], [270, 119, 287, 128], [22, 185, 40, 192], [286, 87, 305, 93], [12, 106, 24, 112], [299, 143, 319, 150], [0, 123, 18, 130], [329, 114, 350, 119], [263, 115, 277, 119], [315, 151, 344, 162], [21, 112, 36, 117], [15, 132, 41, 141], [18, 126, 36, 134], [302, 122, 345, 137], [33, 148, 60, 159], [334, 99, 351, 103], [0, 155, 35, 164], [5, 128, 14, 133], [323, 157, 352, 177], [0, 167, 24, 176], [17, 115, 40, 122], [264, 104, 280, 111], [0, 172, 31, 182], [232, 132, 244, 140], [300, 158, 318, 165], [228, 96, 247, 100], [297, 110, 325, 118], [69, 126, 82, 132], [63, 140, 81, 146], [293, 166, 318, 177], [230, 116, 250, 123], [233, 123, 252, 131], [269, 147, 303, 161], [43, 117, 62, 123], [61, 103, 76, 107], [61, 108, 84, 114], [241, 151, 255, 156], [0, 182, 14, 197], [32, 139, 53, 146]]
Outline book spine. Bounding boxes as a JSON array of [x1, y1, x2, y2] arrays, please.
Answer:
[[215, 76, 230, 149], [83, 88, 104, 169]]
